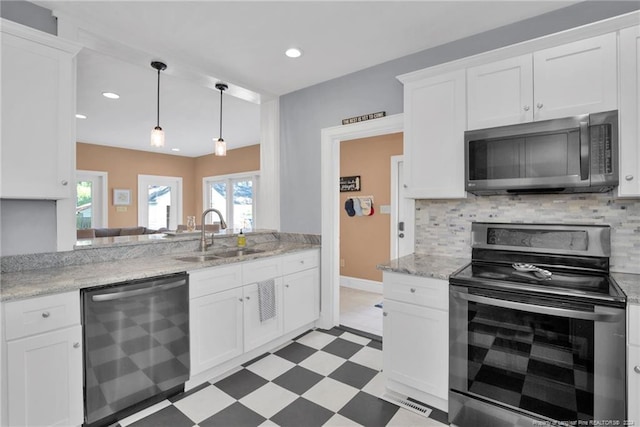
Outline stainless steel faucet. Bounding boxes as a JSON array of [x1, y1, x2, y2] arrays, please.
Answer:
[[200, 208, 228, 252]]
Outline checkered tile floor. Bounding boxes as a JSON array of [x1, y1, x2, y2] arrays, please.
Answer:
[[117, 327, 448, 427]]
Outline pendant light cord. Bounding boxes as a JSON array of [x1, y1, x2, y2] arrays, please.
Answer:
[[156, 68, 161, 127], [219, 87, 223, 139]]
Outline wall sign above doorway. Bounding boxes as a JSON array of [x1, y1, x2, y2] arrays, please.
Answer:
[[342, 111, 386, 125], [340, 176, 361, 192]]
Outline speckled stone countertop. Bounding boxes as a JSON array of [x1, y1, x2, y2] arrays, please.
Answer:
[[612, 272, 640, 305], [377, 253, 470, 281], [377, 254, 640, 306], [1, 234, 319, 302]]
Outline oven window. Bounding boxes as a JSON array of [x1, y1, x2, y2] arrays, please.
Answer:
[[467, 301, 594, 421]]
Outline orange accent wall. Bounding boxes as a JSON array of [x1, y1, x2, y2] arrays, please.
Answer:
[[340, 132, 403, 283], [76, 143, 259, 228]]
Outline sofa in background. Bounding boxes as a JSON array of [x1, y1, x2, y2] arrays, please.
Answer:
[[77, 227, 161, 239]]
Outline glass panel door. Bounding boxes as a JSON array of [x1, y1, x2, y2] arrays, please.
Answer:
[[232, 179, 253, 230], [76, 171, 107, 229], [147, 185, 172, 230], [138, 175, 182, 231]]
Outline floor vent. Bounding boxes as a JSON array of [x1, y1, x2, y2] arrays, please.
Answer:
[[382, 391, 431, 418]]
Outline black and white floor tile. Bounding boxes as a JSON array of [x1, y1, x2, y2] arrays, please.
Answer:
[[116, 327, 448, 427]]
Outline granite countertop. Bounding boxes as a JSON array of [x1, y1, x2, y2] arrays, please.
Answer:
[[377, 254, 640, 306], [1, 241, 319, 303], [377, 253, 470, 281]]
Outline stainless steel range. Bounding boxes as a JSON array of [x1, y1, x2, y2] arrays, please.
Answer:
[[449, 223, 626, 427]]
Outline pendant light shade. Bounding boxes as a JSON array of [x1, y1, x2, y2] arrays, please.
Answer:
[[214, 82, 228, 156], [150, 61, 167, 147]]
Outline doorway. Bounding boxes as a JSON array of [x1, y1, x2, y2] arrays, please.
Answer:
[[137, 174, 183, 231], [76, 170, 108, 229], [319, 113, 411, 331]]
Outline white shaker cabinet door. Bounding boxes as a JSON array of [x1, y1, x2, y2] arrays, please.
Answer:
[[403, 69, 466, 199], [1, 24, 80, 199], [533, 33, 617, 121], [283, 268, 320, 333], [619, 25, 640, 197], [382, 299, 449, 401], [243, 278, 284, 352], [7, 325, 83, 427], [190, 287, 244, 376], [467, 54, 534, 129]]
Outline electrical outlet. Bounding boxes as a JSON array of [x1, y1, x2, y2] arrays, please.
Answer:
[[340, 258, 345, 267]]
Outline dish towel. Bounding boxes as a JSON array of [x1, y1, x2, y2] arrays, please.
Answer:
[[258, 279, 276, 322]]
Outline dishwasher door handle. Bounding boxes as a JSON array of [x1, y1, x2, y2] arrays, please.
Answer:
[[92, 280, 186, 302]]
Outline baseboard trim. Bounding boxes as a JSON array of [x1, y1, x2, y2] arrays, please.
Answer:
[[340, 276, 383, 294]]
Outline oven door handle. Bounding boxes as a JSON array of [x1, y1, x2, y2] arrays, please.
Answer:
[[451, 290, 623, 322]]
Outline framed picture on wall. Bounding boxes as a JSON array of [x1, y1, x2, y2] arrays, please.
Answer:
[[113, 189, 131, 205]]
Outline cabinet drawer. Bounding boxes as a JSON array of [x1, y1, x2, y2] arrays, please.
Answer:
[[383, 272, 448, 310], [630, 305, 640, 346], [282, 250, 319, 275], [4, 291, 80, 340], [243, 257, 282, 284], [189, 264, 243, 299]]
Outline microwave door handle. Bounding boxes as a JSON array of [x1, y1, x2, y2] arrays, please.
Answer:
[[451, 290, 622, 322], [579, 120, 590, 180]]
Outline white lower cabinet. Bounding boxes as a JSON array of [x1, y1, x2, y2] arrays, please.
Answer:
[[628, 304, 640, 425], [2, 291, 83, 427], [189, 249, 320, 378], [382, 271, 449, 411], [283, 268, 320, 333]]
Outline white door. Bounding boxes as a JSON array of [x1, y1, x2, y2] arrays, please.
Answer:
[[391, 156, 414, 259], [138, 175, 183, 230], [76, 171, 107, 229]]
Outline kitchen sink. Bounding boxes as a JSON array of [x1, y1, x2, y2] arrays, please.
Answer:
[[174, 248, 265, 262]]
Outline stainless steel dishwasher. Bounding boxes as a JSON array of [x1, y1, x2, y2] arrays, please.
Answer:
[[81, 272, 189, 426]]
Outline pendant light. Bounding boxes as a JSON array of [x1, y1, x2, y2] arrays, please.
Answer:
[[214, 82, 228, 156], [150, 61, 167, 147]]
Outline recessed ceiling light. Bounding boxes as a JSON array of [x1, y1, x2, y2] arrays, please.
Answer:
[[285, 48, 302, 58], [75, 114, 87, 119], [102, 92, 120, 99], [171, 148, 180, 152]]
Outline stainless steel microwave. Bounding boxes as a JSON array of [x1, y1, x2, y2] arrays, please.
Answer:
[[465, 110, 618, 195]]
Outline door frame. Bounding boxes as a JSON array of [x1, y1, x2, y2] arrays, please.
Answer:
[[137, 174, 183, 230], [319, 113, 404, 329], [390, 156, 415, 260], [76, 170, 108, 229]]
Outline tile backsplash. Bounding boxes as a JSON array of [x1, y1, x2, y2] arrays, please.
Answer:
[[414, 192, 640, 274]]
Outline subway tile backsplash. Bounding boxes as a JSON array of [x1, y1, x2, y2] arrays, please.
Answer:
[[414, 192, 640, 274]]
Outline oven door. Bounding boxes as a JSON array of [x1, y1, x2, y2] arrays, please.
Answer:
[[449, 285, 625, 427]]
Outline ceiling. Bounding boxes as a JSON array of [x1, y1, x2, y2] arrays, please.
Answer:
[[34, 1, 577, 157]]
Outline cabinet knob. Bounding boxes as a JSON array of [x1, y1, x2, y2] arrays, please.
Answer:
[[245, 296, 250, 300], [383, 312, 388, 317], [536, 103, 543, 109], [73, 342, 80, 349], [42, 311, 50, 318], [239, 298, 243, 302], [300, 260, 305, 264], [285, 284, 290, 288], [626, 175, 634, 181], [403, 184, 408, 188], [410, 288, 416, 293], [523, 105, 530, 111], [61, 180, 68, 186], [635, 366, 640, 374]]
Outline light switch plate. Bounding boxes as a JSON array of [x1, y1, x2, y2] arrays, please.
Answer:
[[380, 205, 391, 214]]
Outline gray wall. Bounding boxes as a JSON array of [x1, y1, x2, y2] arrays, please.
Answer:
[[1, 200, 57, 256], [279, 1, 640, 234], [0, 0, 57, 35]]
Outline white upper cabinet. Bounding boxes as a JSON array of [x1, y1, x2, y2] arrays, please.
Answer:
[[402, 69, 466, 199], [467, 33, 617, 130], [1, 20, 81, 200], [533, 33, 617, 120], [467, 55, 534, 129], [619, 25, 640, 197]]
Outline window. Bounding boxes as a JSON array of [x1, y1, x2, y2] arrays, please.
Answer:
[[203, 171, 259, 231], [138, 175, 183, 231], [76, 171, 108, 229]]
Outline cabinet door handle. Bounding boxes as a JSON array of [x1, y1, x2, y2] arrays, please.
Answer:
[[73, 342, 80, 349], [635, 366, 640, 374], [245, 296, 250, 300], [626, 175, 634, 181], [536, 103, 543, 109], [410, 288, 416, 293], [42, 311, 50, 318], [523, 105, 530, 111], [383, 312, 388, 317]]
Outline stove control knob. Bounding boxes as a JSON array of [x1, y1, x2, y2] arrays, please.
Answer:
[[635, 366, 640, 374]]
